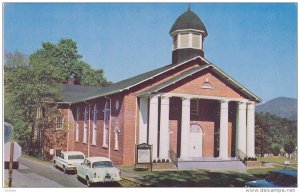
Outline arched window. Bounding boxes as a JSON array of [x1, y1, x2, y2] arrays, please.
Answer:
[[114, 121, 120, 151], [75, 107, 79, 142], [103, 102, 110, 147], [92, 105, 98, 145], [83, 106, 88, 143]]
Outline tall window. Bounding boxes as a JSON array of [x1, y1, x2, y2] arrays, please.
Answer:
[[114, 123, 120, 151], [83, 106, 88, 143], [36, 106, 42, 119], [191, 99, 199, 115], [92, 105, 98, 145], [75, 107, 79, 142], [103, 102, 110, 147], [56, 115, 63, 129]]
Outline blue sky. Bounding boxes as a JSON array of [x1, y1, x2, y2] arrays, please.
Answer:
[[4, 3, 297, 102]]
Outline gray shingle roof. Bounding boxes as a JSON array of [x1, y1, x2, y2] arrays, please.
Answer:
[[60, 84, 104, 103], [170, 10, 208, 36], [60, 55, 261, 104]]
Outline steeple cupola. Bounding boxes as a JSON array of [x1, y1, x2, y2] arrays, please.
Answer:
[[170, 7, 208, 64]]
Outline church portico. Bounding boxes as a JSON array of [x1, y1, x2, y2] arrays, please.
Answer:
[[57, 6, 261, 168], [138, 93, 256, 163]]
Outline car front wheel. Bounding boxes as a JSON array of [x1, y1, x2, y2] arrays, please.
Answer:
[[86, 176, 92, 187], [63, 166, 67, 174]]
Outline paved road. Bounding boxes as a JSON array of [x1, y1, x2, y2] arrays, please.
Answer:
[[4, 156, 123, 187]]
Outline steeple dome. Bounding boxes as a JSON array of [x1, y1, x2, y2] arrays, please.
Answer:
[[170, 7, 208, 64], [169, 9, 207, 37]]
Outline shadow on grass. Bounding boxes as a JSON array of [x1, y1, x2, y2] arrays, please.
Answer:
[[76, 176, 122, 187], [140, 170, 256, 187]]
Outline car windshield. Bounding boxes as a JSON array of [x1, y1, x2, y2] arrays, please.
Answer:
[[265, 172, 297, 187], [92, 161, 113, 168], [68, 154, 84, 160]]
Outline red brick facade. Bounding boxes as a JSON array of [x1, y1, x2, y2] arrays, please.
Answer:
[[51, 59, 254, 166]]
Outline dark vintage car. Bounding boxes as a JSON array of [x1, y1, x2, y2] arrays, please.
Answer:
[[245, 170, 297, 187]]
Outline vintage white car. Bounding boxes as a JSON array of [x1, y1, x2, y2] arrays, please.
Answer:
[[53, 151, 85, 173], [76, 157, 121, 186]]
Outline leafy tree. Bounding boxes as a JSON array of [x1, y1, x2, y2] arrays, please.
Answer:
[[284, 141, 295, 159], [5, 52, 63, 154], [4, 50, 29, 67], [255, 112, 297, 156], [29, 38, 108, 86], [270, 144, 281, 156]]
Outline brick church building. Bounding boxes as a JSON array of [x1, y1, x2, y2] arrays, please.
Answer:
[[53, 8, 261, 168]]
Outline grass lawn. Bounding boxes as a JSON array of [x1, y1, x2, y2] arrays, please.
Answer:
[[121, 164, 295, 187], [258, 156, 297, 165], [138, 170, 256, 187]]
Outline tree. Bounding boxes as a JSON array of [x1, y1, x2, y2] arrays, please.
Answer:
[[5, 52, 63, 155], [270, 144, 281, 156], [255, 112, 297, 156], [29, 38, 108, 86], [284, 141, 295, 159]]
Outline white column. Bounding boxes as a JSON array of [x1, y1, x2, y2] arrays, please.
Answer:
[[148, 95, 159, 159], [159, 96, 170, 160], [247, 102, 256, 157], [180, 97, 190, 159], [236, 102, 247, 159], [139, 97, 148, 144], [219, 100, 229, 159]]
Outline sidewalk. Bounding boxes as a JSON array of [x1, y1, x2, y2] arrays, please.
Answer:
[[4, 164, 63, 188]]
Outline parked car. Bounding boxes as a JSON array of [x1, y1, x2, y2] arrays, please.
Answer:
[[76, 157, 121, 186], [245, 170, 297, 187], [53, 151, 85, 174]]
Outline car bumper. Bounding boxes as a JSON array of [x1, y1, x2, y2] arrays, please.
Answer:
[[65, 165, 78, 171], [90, 177, 121, 183]]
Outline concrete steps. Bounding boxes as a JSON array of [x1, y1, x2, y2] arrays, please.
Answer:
[[176, 157, 246, 170]]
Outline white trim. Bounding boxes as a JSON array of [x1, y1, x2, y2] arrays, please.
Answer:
[[83, 106, 88, 144], [102, 101, 110, 148], [92, 104, 98, 146], [161, 93, 250, 103], [170, 29, 207, 37], [210, 65, 262, 103]]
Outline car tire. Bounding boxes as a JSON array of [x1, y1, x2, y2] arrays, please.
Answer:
[[86, 176, 92, 187], [53, 161, 57, 168], [63, 166, 67, 174]]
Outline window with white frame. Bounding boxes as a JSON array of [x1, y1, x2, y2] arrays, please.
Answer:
[[56, 115, 63, 129], [75, 107, 79, 142], [103, 102, 110, 147], [92, 105, 98, 145], [191, 99, 199, 115], [83, 106, 88, 143]]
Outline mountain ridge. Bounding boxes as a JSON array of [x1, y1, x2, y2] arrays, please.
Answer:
[[256, 97, 297, 120]]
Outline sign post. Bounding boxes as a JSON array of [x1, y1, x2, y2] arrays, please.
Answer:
[[4, 141, 22, 187], [8, 142, 14, 187], [135, 143, 152, 171]]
